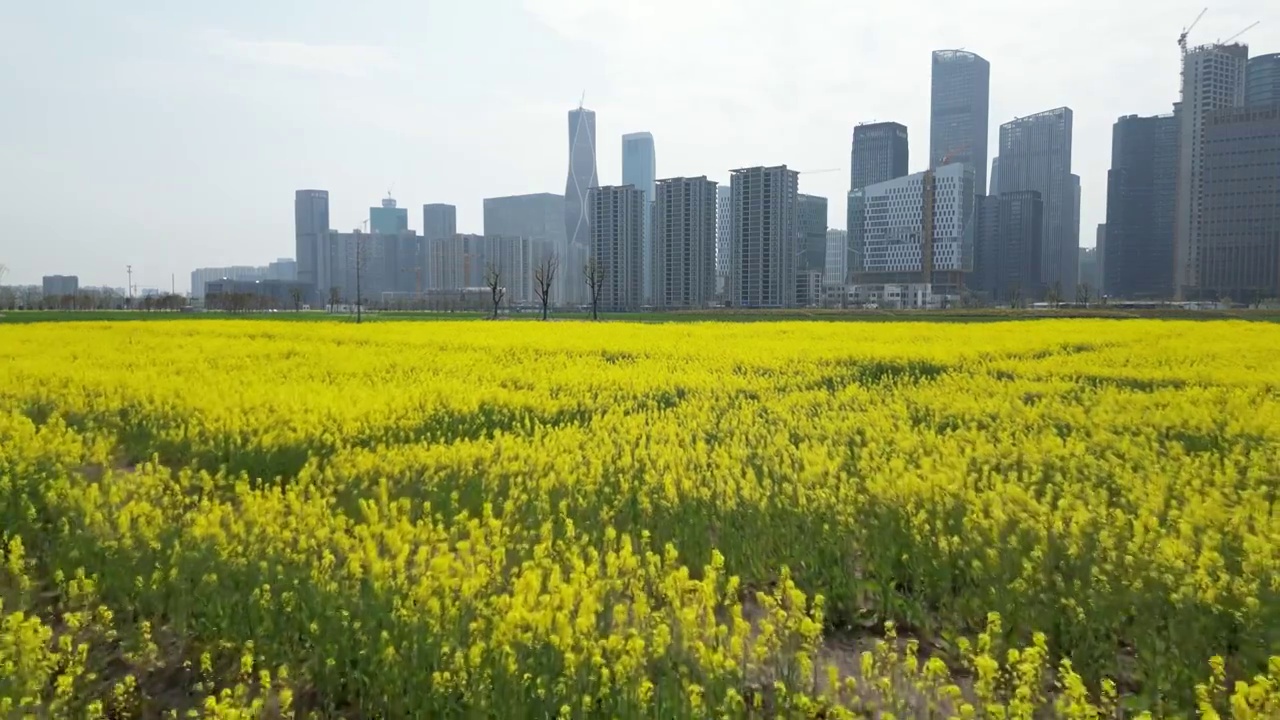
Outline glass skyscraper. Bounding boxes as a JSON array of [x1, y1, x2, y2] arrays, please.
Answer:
[[622, 132, 656, 301], [565, 107, 598, 252], [929, 50, 991, 195], [994, 107, 1077, 294]]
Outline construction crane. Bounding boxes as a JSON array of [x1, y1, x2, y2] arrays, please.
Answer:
[[1179, 7, 1208, 56], [796, 168, 841, 175], [1222, 21, 1260, 45], [1179, 8, 1209, 95]]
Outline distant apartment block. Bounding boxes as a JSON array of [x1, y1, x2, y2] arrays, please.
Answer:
[[1174, 43, 1249, 298], [204, 279, 315, 310], [425, 234, 535, 303], [653, 176, 717, 309], [1104, 113, 1178, 299], [851, 122, 909, 191], [42, 275, 79, 298], [422, 204, 457, 241], [590, 185, 646, 312], [930, 50, 991, 194], [294, 189, 330, 292], [729, 166, 799, 308], [1200, 105, 1280, 301], [484, 192, 566, 302], [316, 230, 421, 305]]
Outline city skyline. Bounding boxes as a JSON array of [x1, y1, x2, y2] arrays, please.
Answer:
[[2, 1, 1276, 289]]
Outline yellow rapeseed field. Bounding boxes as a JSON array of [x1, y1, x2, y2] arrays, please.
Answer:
[[2, 318, 1280, 718]]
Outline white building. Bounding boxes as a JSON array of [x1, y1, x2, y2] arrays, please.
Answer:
[[848, 162, 975, 307], [715, 185, 732, 293], [1174, 43, 1249, 298]]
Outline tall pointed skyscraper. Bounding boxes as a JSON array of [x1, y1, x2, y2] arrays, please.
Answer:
[[565, 106, 599, 254]]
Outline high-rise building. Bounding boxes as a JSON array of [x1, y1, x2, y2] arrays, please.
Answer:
[[1095, 224, 1107, 295], [994, 107, 1078, 294], [973, 191, 1044, 303], [590, 185, 645, 312], [266, 258, 297, 282], [316, 230, 394, 305], [930, 50, 991, 195], [653, 176, 717, 309], [716, 186, 732, 290], [824, 229, 850, 287], [422, 204, 457, 241], [484, 193, 566, 302], [566, 107, 598, 252], [425, 234, 535, 303], [1071, 174, 1082, 291], [1200, 105, 1280, 301], [1246, 53, 1280, 108], [294, 189, 330, 293], [1078, 247, 1100, 295], [370, 196, 409, 235], [622, 132, 657, 301], [797, 194, 829, 306], [1174, 42, 1249, 298], [850, 163, 975, 307], [729, 166, 800, 308], [1104, 113, 1178, 299], [850, 122, 909, 191]]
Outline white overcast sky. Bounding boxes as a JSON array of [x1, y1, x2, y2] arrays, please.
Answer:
[[0, 0, 1273, 289]]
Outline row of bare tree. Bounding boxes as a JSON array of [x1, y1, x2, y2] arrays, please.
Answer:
[[484, 254, 606, 321]]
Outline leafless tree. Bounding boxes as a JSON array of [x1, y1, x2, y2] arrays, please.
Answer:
[[533, 252, 559, 321], [484, 262, 505, 320], [1076, 283, 1090, 307], [1047, 281, 1062, 309], [0, 263, 7, 287], [289, 286, 304, 312], [583, 257, 605, 321], [355, 234, 366, 324]]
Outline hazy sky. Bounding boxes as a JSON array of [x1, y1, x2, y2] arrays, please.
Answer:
[[1, 0, 1273, 290]]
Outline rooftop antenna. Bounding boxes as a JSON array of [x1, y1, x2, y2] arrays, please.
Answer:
[[579, 90, 586, 109]]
